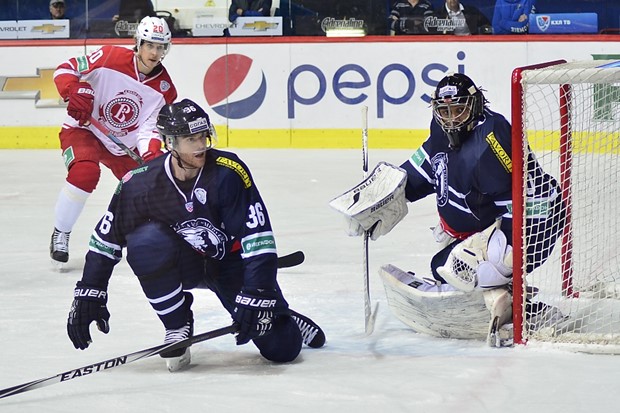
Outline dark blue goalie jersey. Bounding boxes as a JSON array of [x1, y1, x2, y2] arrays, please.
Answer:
[[400, 109, 563, 254], [82, 149, 278, 288]]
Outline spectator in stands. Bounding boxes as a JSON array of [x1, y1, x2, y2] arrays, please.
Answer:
[[48, 0, 86, 38], [114, 0, 156, 23], [435, 0, 492, 35], [492, 0, 536, 34], [49, 0, 66, 19], [229, 0, 273, 22], [389, 0, 435, 35]]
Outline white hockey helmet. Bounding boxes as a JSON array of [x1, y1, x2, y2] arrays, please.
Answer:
[[135, 16, 172, 53]]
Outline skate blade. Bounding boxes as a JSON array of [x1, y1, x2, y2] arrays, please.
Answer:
[[165, 348, 191, 372], [51, 259, 68, 272]]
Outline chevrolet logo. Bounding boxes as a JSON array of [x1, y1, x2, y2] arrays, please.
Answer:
[[0, 69, 63, 107], [242, 21, 278, 31], [32, 24, 66, 34]]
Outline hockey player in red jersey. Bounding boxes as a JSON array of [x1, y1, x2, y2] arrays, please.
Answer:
[[50, 16, 178, 269]]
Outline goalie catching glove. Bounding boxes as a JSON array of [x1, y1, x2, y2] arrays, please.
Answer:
[[437, 222, 513, 292], [329, 162, 408, 241], [67, 282, 110, 350]]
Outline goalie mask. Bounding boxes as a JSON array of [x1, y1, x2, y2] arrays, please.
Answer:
[[135, 16, 172, 56], [156, 99, 217, 151], [431, 73, 486, 149]]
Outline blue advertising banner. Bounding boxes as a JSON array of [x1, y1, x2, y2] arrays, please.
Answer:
[[529, 13, 598, 34]]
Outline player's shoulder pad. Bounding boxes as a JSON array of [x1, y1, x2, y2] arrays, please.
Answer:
[[481, 112, 512, 174], [214, 151, 252, 189], [114, 165, 150, 194]]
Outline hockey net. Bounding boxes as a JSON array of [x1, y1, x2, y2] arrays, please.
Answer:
[[512, 59, 620, 353]]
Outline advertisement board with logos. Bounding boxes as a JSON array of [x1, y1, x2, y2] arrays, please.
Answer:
[[193, 16, 283, 37], [529, 13, 598, 34], [0, 20, 70, 39], [0, 37, 618, 148]]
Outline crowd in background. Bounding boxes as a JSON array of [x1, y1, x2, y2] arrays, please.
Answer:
[[1, 0, 618, 38]]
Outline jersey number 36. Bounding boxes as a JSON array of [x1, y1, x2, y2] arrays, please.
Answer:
[[246, 203, 265, 229]]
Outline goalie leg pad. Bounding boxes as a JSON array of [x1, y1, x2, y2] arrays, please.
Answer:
[[436, 222, 513, 292], [477, 262, 512, 289], [379, 264, 492, 340], [486, 226, 513, 277]]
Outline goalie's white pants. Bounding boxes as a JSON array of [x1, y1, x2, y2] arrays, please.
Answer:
[[379, 264, 512, 341]]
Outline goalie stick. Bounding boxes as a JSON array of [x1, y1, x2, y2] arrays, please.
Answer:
[[0, 324, 238, 400], [89, 116, 144, 165], [361, 106, 378, 335]]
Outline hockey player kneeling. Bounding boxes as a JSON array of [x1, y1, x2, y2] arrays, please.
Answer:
[[330, 73, 567, 346], [66, 99, 325, 372]]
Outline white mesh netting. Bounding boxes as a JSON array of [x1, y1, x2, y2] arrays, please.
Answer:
[[517, 60, 620, 352]]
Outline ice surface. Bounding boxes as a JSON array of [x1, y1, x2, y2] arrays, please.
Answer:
[[0, 149, 618, 412]]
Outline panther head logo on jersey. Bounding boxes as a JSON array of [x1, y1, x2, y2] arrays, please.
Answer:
[[174, 218, 228, 259]]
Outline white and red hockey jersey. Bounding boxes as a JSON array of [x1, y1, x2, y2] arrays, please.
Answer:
[[54, 45, 178, 157]]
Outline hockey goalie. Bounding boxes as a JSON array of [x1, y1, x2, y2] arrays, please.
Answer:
[[330, 73, 566, 346]]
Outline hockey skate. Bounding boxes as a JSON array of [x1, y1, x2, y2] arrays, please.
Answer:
[[50, 228, 70, 269], [160, 314, 194, 372], [484, 288, 513, 348], [525, 301, 565, 332], [291, 311, 326, 348]]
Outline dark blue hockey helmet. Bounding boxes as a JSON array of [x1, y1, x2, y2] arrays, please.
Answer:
[[431, 73, 486, 149], [156, 98, 217, 150]]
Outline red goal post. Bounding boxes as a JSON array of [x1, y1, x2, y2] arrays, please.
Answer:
[[511, 59, 620, 352]]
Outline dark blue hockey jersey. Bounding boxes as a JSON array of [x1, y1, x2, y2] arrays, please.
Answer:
[[82, 149, 278, 289], [400, 108, 562, 252]]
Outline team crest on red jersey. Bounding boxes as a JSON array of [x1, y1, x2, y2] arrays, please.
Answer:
[[99, 90, 144, 135]]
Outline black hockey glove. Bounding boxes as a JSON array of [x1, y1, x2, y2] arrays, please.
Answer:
[[67, 282, 110, 350], [232, 289, 289, 345]]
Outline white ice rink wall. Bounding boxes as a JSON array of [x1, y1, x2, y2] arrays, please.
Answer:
[[0, 35, 618, 148]]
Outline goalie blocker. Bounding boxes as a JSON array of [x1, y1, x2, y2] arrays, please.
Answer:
[[329, 162, 408, 241]]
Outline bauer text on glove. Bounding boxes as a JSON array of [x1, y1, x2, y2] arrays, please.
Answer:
[[329, 162, 408, 241], [66, 82, 95, 126], [232, 289, 289, 345], [67, 282, 110, 350]]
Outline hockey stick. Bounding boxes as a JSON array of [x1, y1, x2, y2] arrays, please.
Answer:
[[0, 324, 238, 400], [89, 116, 144, 165], [361, 106, 378, 335], [277, 250, 305, 269]]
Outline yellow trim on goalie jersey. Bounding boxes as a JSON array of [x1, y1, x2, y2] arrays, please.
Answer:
[[486, 132, 512, 173]]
